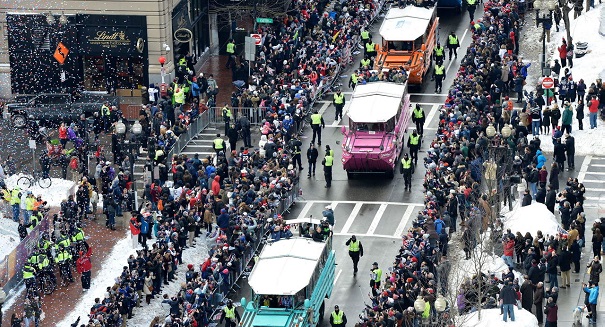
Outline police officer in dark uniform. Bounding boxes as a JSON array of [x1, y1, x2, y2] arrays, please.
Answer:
[[289, 136, 303, 171], [411, 104, 426, 135], [322, 151, 334, 188], [434, 61, 446, 93], [345, 235, 363, 274], [310, 110, 325, 145], [433, 41, 445, 63], [447, 31, 459, 60], [333, 89, 346, 121], [407, 129, 421, 166], [400, 153, 414, 191]]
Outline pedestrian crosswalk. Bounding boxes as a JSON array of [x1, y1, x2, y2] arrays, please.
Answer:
[[288, 200, 422, 239], [578, 155, 605, 208]]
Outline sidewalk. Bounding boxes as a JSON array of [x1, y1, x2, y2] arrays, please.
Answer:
[[197, 55, 233, 107], [1, 218, 124, 327]]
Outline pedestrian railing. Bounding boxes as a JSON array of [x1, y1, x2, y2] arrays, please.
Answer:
[[207, 107, 272, 126], [165, 110, 211, 160]]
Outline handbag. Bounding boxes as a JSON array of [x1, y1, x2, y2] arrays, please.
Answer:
[[517, 300, 522, 310], [587, 266, 592, 275]]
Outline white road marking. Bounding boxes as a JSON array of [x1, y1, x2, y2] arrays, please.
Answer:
[[319, 102, 331, 115], [332, 101, 352, 126], [334, 232, 401, 240], [394, 205, 416, 237], [581, 179, 603, 183], [366, 203, 388, 236], [340, 203, 363, 234], [584, 188, 605, 192], [296, 202, 314, 220], [334, 269, 343, 285], [578, 155, 593, 183], [588, 164, 605, 167], [296, 200, 424, 206], [423, 104, 441, 128]]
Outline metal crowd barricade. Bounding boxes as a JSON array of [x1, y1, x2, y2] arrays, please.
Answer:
[[208, 182, 300, 321], [165, 109, 211, 159], [208, 107, 271, 126]]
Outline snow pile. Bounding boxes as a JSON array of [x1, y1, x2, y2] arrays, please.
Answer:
[[5, 174, 75, 207], [503, 203, 559, 237], [57, 231, 134, 327], [458, 308, 539, 327], [0, 216, 19, 260]]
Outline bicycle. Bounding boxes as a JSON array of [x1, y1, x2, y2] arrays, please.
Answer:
[[17, 171, 52, 189], [37, 271, 56, 295]]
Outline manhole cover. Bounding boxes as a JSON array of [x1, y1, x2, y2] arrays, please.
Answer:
[[575, 279, 581, 282]]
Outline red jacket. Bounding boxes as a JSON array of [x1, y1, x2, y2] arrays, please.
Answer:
[[558, 44, 567, 59], [589, 98, 600, 113], [503, 240, 515, 256], [76, 247, 93, 273]]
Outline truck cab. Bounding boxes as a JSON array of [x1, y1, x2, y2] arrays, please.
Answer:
[[240, 232, 335, 327], [341, 82, 411, 178]]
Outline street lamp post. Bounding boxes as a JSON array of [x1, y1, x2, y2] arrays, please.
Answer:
[[485, 124, 515, 222], [434, 295, 447, 326], [535, 0, 558, 75]]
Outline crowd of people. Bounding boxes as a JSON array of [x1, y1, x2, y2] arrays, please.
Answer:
[[352, 0, 596, 325]]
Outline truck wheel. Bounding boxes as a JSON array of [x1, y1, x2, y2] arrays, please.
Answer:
[[12, 114, 26, 129], [386, 169, 395, 179]]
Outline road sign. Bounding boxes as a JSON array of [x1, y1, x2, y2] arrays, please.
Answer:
[[542, 77, 554, 89], [250, 33, 262, 46], [53, 42, 69, 64], [244, 37, 256, 61], [256, 17, 273, 24]]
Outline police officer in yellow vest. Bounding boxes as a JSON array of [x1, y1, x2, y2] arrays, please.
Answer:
[[345, 235, 364, 274], [226, 39, 236, 69], [360, 56, 371, 70], [333, 89, 346, 121], [348, 70, 359, 89], [365, 41, 377, 58], [433, 41, 445, 64], [407, 129, 421, 166], [100, 101, 111, 132], [56, 244, 74, 284], [447, 31, 459, 60], [322, 151, 333, 188], [213, 133, 226, 156], [467, 0, 477, 21], [330, 305, 347, 327], [174, 86, 185, 110], [400, 153, 413, 191], [220, 300, 240, 327], [310, 110, 325, 146], [360, 28, 370, 45], [222, 104, 232, 134], [370, 262, 382, 296], [433, 61, 446, 93], [23, 262, 37, 290], [10, 187, 20, 222], [411, 104, 426, 135]]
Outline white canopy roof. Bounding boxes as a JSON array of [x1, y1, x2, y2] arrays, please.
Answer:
[[248, 238, 327, 295], [348, 82, 407, 123], [379, 6, 434, 41]]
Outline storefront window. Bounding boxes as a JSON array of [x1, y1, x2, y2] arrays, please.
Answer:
[[83, 56, 106, 91]]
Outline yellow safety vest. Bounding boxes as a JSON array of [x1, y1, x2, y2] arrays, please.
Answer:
[[311, 113, 322, 125], [10, 189, 20, 205], [25, 197, 35, 211], [226, 42, 235, 54], [154, 149, 164, 161], [100, 105, 110, 116], [331, 311, 344, 324], [409, 134, 420, 145], [224, 306, 235, 319], [222, 107, 232, 118], [434, 46, 444, 56], [361, 30, 370, 40], [372, 268, 382, 282], [179, 57, 187, 66], [468, 0, 477, 5], [324, 155, 333, 167], [351, 74, 358, 84], [435, 65, 445, 75], [360, 59, 370, 67], [72, 229, 85, 242], [56, 251, 71, 263], [334, 93, 344, 104], [1, 189, 10, 202], [58, 236, 71, 248], [366, 42, 375, 52], [413, 107, 423, 119], [23, 266, 35, 279], [348, 240, 360, 252], [38, 256, 49, 270], [214, 138, 224, 149], [175, 89, 185, 104], [401, 158, 412, 169], [448, 35, 458, 45]]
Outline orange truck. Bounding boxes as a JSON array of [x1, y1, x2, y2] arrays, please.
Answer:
[[374, 5, 439, 85]]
